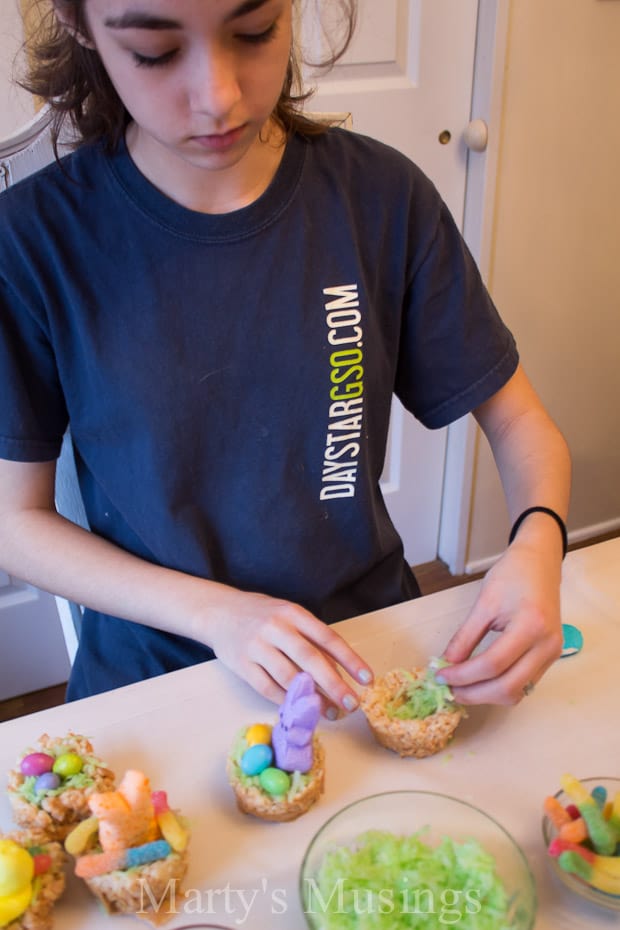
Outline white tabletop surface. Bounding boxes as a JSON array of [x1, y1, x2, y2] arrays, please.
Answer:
[[1, 538, 619, 929]]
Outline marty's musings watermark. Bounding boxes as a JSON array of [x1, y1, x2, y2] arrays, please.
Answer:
[[138, 878, 286, 926], [305, 878, 483, 925], [138, 877, 485, 926]]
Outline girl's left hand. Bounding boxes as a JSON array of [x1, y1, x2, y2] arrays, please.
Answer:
[[436, 538, 564, 704]]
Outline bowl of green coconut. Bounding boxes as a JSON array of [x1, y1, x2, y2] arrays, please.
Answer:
[[300, 790, 536, 930]]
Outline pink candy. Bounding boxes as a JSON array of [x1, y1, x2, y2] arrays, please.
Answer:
[[20, 753, 55, 776]]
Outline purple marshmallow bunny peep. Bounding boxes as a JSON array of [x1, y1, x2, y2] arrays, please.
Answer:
[[272, 672, 321, 773]]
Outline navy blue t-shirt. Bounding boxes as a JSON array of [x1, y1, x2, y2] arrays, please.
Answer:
[[0, 128, 518, 699]]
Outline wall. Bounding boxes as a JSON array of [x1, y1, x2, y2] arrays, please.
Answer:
[[467, 0, 620, 568], [0, 0, 34, 138]]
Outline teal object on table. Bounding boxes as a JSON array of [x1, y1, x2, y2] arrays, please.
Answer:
[[560, 623, 583, 658]]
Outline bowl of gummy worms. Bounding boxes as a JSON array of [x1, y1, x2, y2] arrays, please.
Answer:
[[542, 775, 620, 911]]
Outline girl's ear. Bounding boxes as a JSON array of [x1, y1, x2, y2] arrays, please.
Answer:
[[52, 0, 97, 50]]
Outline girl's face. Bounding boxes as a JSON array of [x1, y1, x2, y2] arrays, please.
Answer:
[[78, 0, 292, 196]]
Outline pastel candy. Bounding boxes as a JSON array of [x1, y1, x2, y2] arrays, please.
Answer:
[[151, 791, 169, 814], [558, 817, 588, 844], [34, 772, 61, 792], [52, 752, 83, 777], [88, 770, 156, 851], [544, 796, 572, 829], [241, 744, 273, 776], [259, 767, 291, 797], [245, 724, 272, 746], [75, 849, 124, 878], [65, 816, 99, 856], [125, 839, 171, 868], [20, 753, 54, 777], [560, 774, 617, 856], [157, 811, 189, 852], [76, 839, 171, 878], [272, 672, 320, 773]]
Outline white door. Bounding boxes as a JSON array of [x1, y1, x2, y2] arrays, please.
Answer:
[[302, 0, 480, 565], [0, 570, 70, 701]]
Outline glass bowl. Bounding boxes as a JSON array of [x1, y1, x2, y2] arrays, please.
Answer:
[[541, 776, 620, 912], [300, 790, 536, 929]]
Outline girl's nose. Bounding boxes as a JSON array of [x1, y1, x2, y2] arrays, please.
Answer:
[[189, 47, 242, 120]]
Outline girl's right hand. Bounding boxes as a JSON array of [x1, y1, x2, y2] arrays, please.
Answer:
[[202, 588, 373, 719]]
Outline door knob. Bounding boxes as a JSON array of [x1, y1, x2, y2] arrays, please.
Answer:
[[464, 119, 488, 152]]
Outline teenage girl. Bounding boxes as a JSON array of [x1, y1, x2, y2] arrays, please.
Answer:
[[0, 0, 571, 714]]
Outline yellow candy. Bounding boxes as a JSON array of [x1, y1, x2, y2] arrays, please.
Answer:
[[157, 811, 189, 852], [64, 816, 99, 856], [0, 884, 32, 925], [0, 840, 34, 897], [245, 724, 272, 747]]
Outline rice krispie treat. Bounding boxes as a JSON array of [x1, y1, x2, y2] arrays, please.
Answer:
[[64, 770, 189, 925], [7, 734, 115, 841], [0, 829, 66, 930], [360, 662, 464, 758], [227, 672, 325, 822]]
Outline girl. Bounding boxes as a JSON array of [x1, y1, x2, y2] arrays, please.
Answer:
[[0, 0, 570, 714]]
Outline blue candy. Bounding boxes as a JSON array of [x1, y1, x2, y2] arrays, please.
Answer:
[[125, 840, 171, 868], [240, 743, 273, 776], [34, 772, 61, 792], [591, 785, 608, 808]]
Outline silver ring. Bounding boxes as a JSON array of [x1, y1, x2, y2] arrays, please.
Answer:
[[522, 681, 535, 697]]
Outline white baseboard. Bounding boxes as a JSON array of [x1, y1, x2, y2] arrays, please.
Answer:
[[565, 517, 620, 547], [464, 517, 620, 576]]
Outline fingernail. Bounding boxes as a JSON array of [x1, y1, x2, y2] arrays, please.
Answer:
[[343, 694, 358, 712], [358, 669, 372, 685], [434, 674, 447, 685], [326, 706, 339, 721]]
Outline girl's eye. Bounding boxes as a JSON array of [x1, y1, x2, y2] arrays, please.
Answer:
[[132, 49, 178, 68], [237, 22, 278, 45]]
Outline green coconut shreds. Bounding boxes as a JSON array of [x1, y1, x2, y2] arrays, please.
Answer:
[[305, 829, 511, 930], [18, 771, 95, 806], [228, 727, 312, 802], [387, 659, 457, 720]]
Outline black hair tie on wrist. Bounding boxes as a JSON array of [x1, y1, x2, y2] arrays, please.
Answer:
[[508, 506, 568, 559]]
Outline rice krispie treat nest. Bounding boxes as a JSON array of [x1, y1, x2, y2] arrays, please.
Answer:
[[227, 672, 325, 822], [7, 734, 115, 841], [227, 734, 325, 822], [360, 666, 464, 758], [0, 829, 66, 930], [65, 769, 189, 926]]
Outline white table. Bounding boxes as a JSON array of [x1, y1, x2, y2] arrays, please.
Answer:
[[1, 539, 619, 929]]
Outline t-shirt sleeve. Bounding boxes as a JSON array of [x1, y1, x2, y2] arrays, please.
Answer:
[[394, 196, 519, 429], [0, 275, 68, 461]]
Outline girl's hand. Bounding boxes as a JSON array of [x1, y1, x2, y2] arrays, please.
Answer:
[[437, 538, 564, 705], [203, 588, 373, 718]]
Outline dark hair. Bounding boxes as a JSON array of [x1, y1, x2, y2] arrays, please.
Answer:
[[20, 0, 357, 154]]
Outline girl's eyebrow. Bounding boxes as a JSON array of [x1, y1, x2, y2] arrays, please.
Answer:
[[104, 0, 271, 31]]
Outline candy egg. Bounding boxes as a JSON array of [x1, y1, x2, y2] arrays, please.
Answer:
[[52, 752, 83, 778], [245, 723, 272, 747], [34, 772, 61, 793], [259, 767, 291, 797], [19, 753, 54, 777], [240, 744, 273, 777]]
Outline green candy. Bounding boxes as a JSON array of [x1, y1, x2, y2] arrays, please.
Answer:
[[259, 767, 291, 797], [52, 752, 83, 778]]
